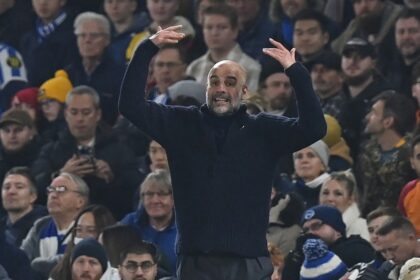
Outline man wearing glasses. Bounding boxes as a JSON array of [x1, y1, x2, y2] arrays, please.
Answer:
[[20, 172, 89, 278], [121, 169, 177, 275], [283, 205, 375, 279], [118, 241, 165, 280], [148, 45, 188, 105]]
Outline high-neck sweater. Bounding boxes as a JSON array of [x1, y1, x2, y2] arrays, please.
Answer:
[[119, 39, 326, 257]]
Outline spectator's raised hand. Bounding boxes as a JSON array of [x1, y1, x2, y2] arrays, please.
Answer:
[[150, 25, 185, 48], [263, 38, 296, 70]]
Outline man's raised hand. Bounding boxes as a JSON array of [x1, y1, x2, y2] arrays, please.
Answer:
[[150, 25, 185, 48], [263, 38, 296, 70]]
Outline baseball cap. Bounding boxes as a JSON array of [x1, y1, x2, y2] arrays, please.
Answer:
[[308, 51, 342, 71], [0, 109, 34, 129], [342, 37, 376, 58]]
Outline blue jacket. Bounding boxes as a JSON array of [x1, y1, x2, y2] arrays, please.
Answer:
[[119, 39, 326, 257], [121, 207, 177, 274]]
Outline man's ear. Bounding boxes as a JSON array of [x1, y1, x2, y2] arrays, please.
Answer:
[[383, 116, 394, 129], [242, 85, 248, 95]]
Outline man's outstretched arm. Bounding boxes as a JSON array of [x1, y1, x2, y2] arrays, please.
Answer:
[[118, 26, 185, 130], [262, 39, 326, 151]]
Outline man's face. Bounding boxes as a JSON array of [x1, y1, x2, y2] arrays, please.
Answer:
[[364, 100, 386, 135], [119, 253, 157, 280], [65, 94, 101, 143], [353, 0, 383, 18], [410, 143, 420, 177], [311, 64, 343, 98], [367, 215, 390, 250], [302, 218, 341, 245], [76, 20, 110, 59], [226, 0, 260, 27], [280, 0, 308, 19], [0, 124, 34, 153], [104, 0, 137, 24], [203, 14, 238, 52], [141, 182, 174, 221], [152, 48, 186, 93], [395, 17, 420, 60], [47, 176, 85, 216], [341, 52, 375, 85], [2, 174, 36, 214], [148, 141, 169, 171], [261, 72, 293, 111], [71, 256, 103, 280], [206, 61, 246, 116], [32, 0, 65, 23], [293, 20, 329, 57], [147, 0, 178, 25], [376, 230, 417, 265]]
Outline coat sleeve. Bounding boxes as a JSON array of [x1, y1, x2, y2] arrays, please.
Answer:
[[20, 217, 47, 261], [118, 39, 189, 146], [259, 62, 327, 154]]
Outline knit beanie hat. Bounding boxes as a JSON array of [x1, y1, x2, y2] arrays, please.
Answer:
[[168, 80, 206, 104], [300, 238, 347, 280], [39, 70, 73, 103], [399, 258, 420, 280], [13, 87, 39, 109], [301, 205, 346, 237], [322, 114, 342, 148], [71, 238, 107, 273], [294, 140, 330, 168]]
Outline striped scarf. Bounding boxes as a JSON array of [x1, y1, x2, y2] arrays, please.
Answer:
[[36, 11, 67, 42]]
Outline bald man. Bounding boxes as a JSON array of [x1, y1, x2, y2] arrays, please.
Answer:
[[119, 25, 326, 279]]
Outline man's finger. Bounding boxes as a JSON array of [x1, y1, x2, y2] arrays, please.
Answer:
[[269, 38, 287, 51], [164, 25, 183, 31]]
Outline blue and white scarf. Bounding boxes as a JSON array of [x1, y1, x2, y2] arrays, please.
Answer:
[[36, 11, 67, 42]]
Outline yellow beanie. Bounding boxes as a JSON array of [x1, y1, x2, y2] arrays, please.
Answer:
[[322, 114, 342, 147], [39, 70, 73, 103]]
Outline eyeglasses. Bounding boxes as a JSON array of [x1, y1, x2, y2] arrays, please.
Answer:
[[154, 61, 184, 69], [302, 221, 324, 234], [122, 260, 156, 273], [46, 185, 82, 195], [141, 191, 172, 199], [75, 32, 107, 40]]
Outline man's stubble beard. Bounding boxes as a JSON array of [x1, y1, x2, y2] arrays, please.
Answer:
[[344, 68, 373, 86]]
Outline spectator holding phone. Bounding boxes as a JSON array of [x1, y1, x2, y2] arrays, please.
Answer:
[[32, 85, 142, 219]]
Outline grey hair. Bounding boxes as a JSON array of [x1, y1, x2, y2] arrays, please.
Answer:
[[66, 85, 101, 109], [74, 12, 111, 36], [59, 172, 90, 201], [140, 169, 172, 198]]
